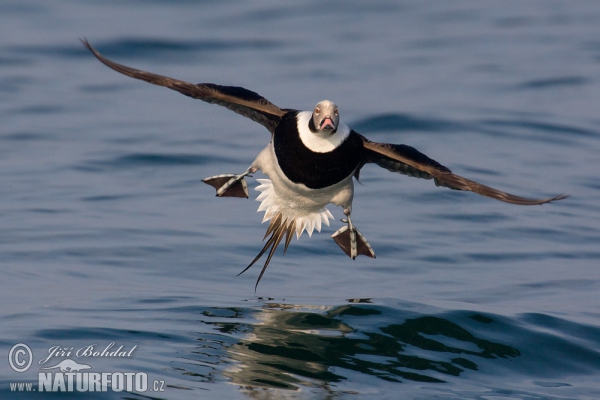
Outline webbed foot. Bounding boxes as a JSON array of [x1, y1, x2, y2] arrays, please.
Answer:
[[331, 215, 376, 259], [202, 169, 254, 198]]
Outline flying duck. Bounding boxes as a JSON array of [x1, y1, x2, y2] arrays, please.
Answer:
[[82, 39, 567, 289]]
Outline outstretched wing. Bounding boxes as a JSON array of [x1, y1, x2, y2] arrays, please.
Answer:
[[361, 136, 568, 205], [82, 38, 287, 134]]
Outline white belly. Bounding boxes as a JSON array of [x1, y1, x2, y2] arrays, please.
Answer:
[[251, 143, 355, 238]]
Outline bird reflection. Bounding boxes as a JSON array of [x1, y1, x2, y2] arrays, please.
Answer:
[[186, 301, 520, 396]]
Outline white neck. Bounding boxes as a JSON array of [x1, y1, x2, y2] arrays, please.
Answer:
[[296, 111, 350, 153]]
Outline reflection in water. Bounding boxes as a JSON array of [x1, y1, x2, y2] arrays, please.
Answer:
[[188, 301, 519, 395]]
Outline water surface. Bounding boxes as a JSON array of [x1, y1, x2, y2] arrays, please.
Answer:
[[1, 1, 599, 399]]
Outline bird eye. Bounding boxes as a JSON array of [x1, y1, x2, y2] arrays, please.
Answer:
[[334, 107, 339, 115], [315, 107, 320, 115]]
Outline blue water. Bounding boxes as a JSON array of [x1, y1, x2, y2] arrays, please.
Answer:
[[1, 1, 600, 398]]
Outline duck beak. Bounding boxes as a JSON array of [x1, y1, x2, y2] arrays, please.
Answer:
[[319, 117, 336, 131]]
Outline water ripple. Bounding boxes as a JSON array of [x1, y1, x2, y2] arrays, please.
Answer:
[[33, 298, 594, 396], [516, 76, 590, 90], [352, 113, 466, 133], [480, 118, 598, 138], [9, 37, 281, 62], [75, 152, 234, 172]]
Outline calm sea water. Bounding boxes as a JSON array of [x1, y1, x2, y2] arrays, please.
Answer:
[[1, 1, 599, 399]]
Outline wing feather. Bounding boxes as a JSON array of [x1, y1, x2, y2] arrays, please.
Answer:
[[82, 38, 286, 133], [361, 137, 568, 205]]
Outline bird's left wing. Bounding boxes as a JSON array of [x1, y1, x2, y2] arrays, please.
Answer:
[[361, 136, 568, 205], [82, 39, 286, 134]]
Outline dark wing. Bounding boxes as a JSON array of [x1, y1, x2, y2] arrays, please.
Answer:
[[82, 38, 286, 134], [361, 136, 568, 205]]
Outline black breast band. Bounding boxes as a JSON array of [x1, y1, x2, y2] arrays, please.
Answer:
[[274, 112, 364, 189]]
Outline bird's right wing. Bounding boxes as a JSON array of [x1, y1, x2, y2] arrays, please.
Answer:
[[82, 38, 287, 134]]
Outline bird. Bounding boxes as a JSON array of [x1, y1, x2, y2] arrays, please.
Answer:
[[82, 39, 568, 289]]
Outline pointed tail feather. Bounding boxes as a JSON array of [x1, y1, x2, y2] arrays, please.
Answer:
[[237, 212, 292, 290], [254, 220, 288, 291], [283, 220, 296, 255]]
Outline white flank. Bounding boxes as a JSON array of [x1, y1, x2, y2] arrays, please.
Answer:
[[255, 179, 334, 239]]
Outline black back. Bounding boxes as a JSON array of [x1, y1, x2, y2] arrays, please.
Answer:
[[274, 112, 364, 189]]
